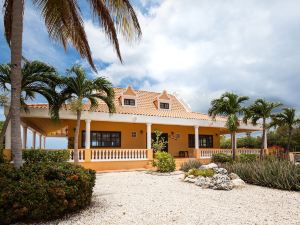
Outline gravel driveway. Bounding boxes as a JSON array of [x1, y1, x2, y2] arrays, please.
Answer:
[[42, 171, 299, 225]]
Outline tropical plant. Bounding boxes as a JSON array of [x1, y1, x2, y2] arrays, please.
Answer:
[[185, 168, 215, 177], [208, 92, 249, 160], [151, 130, 167, 152], [243, 99, 282, 159], [54, 65, 115, 163], [223, 159, 300, 191], [0, 61, 59, 151], [212, 153, 233, 163], [180, 159, 202, 172], [152, 151, 175, 173], [270, 108, 300, 153], [3, 0, 141, 168]]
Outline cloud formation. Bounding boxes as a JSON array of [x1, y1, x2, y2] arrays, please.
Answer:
[[85, 0, 300, 113]]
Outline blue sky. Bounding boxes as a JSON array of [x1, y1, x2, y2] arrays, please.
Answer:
[[1, 0, 300, 147]]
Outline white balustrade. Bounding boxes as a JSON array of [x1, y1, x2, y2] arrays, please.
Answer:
[[69, 149, 85, 162], [91, 149, 148, 161], [199, 148, 261, 158]]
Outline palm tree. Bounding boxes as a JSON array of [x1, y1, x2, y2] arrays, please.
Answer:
[[208, 92, 249, 160], [243, 99, 282, 159], [55, 65, 115, 164], [3, 0, 141, 168], [270, 108, 300, 153], [0, 60, 59, 151]]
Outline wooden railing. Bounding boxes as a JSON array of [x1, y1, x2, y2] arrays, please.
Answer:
[[91, 149, 148, 161], [198, 148, 261, 159]]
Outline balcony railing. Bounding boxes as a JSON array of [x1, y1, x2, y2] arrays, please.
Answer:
[[197, 148, 261, 159]]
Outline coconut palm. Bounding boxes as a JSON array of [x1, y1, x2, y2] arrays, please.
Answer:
[[243, 99, 282, 159], [270, 108, 300, 153], [0, 60, 59, 150], [55, 65, 115, 164], [3, 0, 141, 168], [208, 92, 249, 160]]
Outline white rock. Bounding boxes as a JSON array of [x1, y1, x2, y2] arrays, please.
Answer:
[[195, 176, 212, 188], [200, 163, 218, 169], [184, 177, 196, 183], [213, 168, 228, 175], [211, 174, 233, 190], [229, 173, 240, 180], [232, 179, 246, 188]]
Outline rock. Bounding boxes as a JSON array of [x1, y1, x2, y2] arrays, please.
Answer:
[[213, 168, 228, 175], [200, 163, 218, 169], [188, 175, 196, 179], [232, 178, 246, 188], [229, 173, 240, 180], [195, 176, 212, 188], [210, 174, 233, 190], [184, 177, 196, 183]]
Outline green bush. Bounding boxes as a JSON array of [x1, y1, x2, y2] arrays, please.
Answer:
[[212, 153, 233, 163], [152, 151, 176, 172], [223, 160, 300, 191], [180, 159, 202, 172], [186, 168, 215, 177], [0, 162, 96, 224], [239, 154, 258, 163], [23, 149, 70, 163]]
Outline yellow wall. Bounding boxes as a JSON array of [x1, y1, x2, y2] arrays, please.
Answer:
[[66, 120, 221, 157]]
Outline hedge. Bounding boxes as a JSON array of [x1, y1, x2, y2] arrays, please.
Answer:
[[0, 162, 96, 224], [23, 149, 70, 163]]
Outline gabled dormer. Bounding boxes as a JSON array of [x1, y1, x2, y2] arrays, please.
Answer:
[[155, 90, 172, 110], [120, 85, 137, 107]]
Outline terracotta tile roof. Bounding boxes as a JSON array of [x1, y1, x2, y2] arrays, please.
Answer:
[[27, 87, 227, 122]]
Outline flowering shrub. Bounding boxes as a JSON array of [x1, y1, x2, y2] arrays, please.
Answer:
[[152, 151, 175, 172], [0, 163, 95, 224]]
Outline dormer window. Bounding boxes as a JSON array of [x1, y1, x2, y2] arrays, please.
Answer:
[[121, 85, 137, 107], [124, 98, 136, 106], [160, 102, 169, 109]]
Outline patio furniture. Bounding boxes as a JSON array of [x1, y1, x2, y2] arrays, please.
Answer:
[[179, 150, 189, 158]]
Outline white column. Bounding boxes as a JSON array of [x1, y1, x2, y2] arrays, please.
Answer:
[[39, 134, 42, 149], [194, 126, 199, 149], [264, 131, 268, 149], [22, 126, 27, 149], [5, 120, 11, 149], [146, 123, 152, 149], [85, 119, 91, 149], [43, 136, 46, 149], [32, 131, 36, 149]]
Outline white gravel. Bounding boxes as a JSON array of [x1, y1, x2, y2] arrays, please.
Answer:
[[40, 171, 300, 225]]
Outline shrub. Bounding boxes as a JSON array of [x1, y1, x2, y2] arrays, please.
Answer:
[[239, 154, 257, 163], [23, 149, 70, 163], [212, 153, 233, 163], [186, 168, 215, 177], [180, 159, 202, 172], [223, 160, 300, 191], [152, 151, 175, 172], [0, 162, 96, 224]]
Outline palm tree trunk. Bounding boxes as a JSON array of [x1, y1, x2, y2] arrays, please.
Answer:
[[286, 128, 292, 154], [259, 118, 267, 160], [10, 0, 24, 169], [73, 110, 81, 164], [0, 107, 12, 150], [232, 132, 236, 160]]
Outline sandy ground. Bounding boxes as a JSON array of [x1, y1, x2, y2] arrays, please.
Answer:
[[34, 171, 300, 225]]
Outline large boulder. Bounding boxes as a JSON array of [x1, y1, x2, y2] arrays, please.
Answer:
[[195, 176, 212, 188], [213, 168, 228, 175], [210, 174, 233, 190], [200, 163, 218, 169]]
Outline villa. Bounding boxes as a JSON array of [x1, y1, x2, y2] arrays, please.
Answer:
[[4, 86, 261, 171]]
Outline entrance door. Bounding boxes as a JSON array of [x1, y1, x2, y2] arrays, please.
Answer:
[[151, 132, 168, 152]]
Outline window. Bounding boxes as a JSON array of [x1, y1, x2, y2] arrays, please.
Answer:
[[124, 98, 135, 106], [160, 102, 170, 109], [188, 134, 213, 148], [82, 131, 121, 148], [131, 132, 137, 138]]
